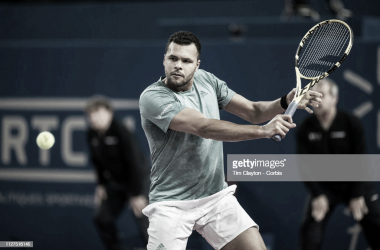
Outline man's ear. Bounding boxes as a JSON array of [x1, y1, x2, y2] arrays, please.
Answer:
[[334, 96, 339, 106], [163, 54, 166, 66], [196, 60, 201, 71]]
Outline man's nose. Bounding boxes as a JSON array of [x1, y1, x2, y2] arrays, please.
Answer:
[[174, 60, 182, 69]]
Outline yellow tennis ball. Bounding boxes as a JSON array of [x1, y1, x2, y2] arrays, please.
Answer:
[[36, 131, 55, 149]]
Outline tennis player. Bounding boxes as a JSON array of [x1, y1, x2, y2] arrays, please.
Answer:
[[139, 31, 322, 250]]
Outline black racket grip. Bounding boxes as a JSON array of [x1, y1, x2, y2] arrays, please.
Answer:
[[272, 101, 298, 142]]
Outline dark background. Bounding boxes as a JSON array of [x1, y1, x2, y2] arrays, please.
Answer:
[[0, 0, 380, 249]]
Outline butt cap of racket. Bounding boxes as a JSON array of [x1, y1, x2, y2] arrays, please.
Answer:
[[272, 134, 282, 142]]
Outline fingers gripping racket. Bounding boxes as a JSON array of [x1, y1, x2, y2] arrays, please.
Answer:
[[272, 19, 353, 142]]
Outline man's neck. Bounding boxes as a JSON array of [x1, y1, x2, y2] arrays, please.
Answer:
[[163, 77, 193, 93], [316, 108, 337, 131]]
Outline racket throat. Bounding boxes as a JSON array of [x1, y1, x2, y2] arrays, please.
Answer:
[[297, 74, 327, 99]]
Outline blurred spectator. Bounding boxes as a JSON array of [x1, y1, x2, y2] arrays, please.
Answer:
[[282, 0, 353, 21], [85, 95, 149, 250], [296, 79, 380, 250]]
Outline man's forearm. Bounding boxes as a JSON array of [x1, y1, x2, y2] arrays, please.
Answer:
[[198, 118, 266, 142], [224, 94, 287, 125], [249, 98, 284, 124]]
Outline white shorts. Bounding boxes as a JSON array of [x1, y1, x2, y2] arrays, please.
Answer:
[[142, 185, 258, 250]]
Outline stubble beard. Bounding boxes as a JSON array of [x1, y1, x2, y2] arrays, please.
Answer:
[[165, 71, 194, 92]]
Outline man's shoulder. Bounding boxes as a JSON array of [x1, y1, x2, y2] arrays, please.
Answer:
[[337, 110, 357, 120], [194, 69, 224, 93], [337, 110, 363, 127], [194, 69, 215, 82], [141, 79, 167, 95], [299, 114, 317, 127], [195, 68, 209, 76], [111, 117, 129, 133], [140, 79, 174, 102]]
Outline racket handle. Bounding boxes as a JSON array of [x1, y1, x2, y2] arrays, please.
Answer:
[[272, 101, 298, 142]]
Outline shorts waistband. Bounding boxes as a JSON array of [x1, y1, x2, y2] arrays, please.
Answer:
[[143, 185, 237, 216]]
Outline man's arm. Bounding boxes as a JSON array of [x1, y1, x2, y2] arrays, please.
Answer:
[[86, 130, 106, 185], [86, 130, 108, 206], [224, 94, 284, 125], [118, 121, 145, 196], [169, 107, 296, 141], [224, 89, 322, 125]]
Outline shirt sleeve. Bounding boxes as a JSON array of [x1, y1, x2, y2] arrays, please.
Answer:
[[140, 86, 186, 133], [199, 70, 236, 109]]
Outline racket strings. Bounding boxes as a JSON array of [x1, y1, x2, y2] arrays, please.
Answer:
[[304, 24, 345, 77], [298, 25, 330, 73], [300, 27, 328, 76], [318, 24, 344, 69], [301, 23, 350, 77], [317, 24, 349, 71], [298, 22, 350, 78], [300, 24, 335, 77], [301, 23, 347, 77], [300, 23, 342, 76]]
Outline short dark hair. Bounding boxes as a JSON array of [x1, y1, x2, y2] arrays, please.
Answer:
[[85, 95, 113, 114], [165, 31, 201, 59]]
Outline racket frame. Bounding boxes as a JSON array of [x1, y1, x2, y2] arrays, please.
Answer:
[[293, 19, 354, 104], [272, 19, 353, 142]]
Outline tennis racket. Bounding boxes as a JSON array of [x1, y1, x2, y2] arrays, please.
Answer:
[[272, 19, 353, 142]]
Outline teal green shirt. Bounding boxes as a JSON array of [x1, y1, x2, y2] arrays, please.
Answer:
[[139, 69, 236, 203]]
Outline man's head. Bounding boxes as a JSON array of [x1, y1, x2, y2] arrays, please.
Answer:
[[163, 31, 201, 92], [85, 95, 113, 132], [165, 31, 202, 60], [312, 78, 339, 116]]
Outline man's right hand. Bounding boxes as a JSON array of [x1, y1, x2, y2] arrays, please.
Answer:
[[311, 194, 329, 222], [262, 114, 296, 139], [349, 196, 368, 221], [94, 185, 107, 206]]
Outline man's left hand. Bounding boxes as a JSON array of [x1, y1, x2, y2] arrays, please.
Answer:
[[349, 196, 368, 221], [130, 195, 148, 218], [286, 88, 323, 114]]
